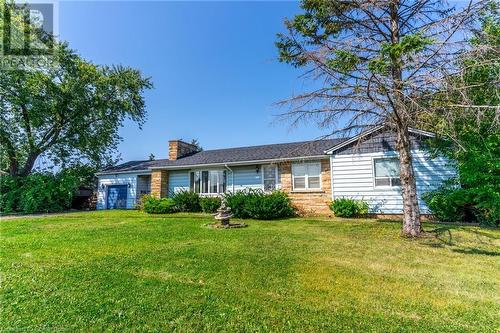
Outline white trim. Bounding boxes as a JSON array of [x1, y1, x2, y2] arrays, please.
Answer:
[[149, 155, 328, 171], [261, 164, 278, 192], [330, 158, 334, 200], [96, 169, 151, 176], [372, 156, 401, 190], [291, 161, 322, 191], [189, 169, 227, 195], [99, 156, 334, 175], [324, 126, 435, 155], [408, 128, 436, 137]]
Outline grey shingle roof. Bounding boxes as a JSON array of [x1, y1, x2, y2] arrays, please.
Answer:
[[99, 138, 346, 174]]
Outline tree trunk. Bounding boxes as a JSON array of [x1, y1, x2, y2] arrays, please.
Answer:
[[396, 127, 422, 237], [388, 0, 421, 236], [8, 159, 19, 177], [16, 152, 40, 177]]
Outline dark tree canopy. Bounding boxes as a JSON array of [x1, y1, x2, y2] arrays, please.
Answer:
[[0, 2, 153, 176]]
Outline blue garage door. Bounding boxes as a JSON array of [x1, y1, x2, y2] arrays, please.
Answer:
[[107, 185, 128, 209]]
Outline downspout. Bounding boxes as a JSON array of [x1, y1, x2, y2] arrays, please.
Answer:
[[224, 164, 234, 193]]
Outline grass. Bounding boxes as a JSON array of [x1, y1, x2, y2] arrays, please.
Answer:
[[1, 210, 499, 332]]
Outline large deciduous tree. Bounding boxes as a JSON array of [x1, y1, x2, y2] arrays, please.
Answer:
[[0, 2, 152, 176], [276, 0, 489, 236]]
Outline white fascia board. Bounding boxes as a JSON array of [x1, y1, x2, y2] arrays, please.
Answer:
[[96, 169, 151, 176], [408, 128, 436, 137], [149, 155, 329, 171]]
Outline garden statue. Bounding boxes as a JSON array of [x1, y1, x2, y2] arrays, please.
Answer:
[[214, 201, 233, 226]]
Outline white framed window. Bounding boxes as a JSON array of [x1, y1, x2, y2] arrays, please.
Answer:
[[190, 170, 226, 194], [292, 162, 321, 190], [373, 157, 401, 187], [262, 165, 278, 191]]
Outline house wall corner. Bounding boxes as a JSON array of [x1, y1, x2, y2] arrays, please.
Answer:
[[151, 170, 169, 198]]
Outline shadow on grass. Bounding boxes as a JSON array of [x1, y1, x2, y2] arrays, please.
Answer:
[[420, 225, 500, 256], [451, 247, 500, 256]]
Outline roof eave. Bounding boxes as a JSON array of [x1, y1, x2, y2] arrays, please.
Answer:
[[149, 155, 329, 171], [96, 169, 152, 176]]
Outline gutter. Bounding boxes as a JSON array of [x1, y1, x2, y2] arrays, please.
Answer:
[[148, 155, 328, 171], [96, 169, 151, 176], [97, 155, 332, 176]]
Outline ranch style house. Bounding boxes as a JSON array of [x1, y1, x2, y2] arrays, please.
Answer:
[[96, 126, 454, 215]]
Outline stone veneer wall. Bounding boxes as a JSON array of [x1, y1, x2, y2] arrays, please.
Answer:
[[151, 170, 169, 198], [278, 159, 332, 215]]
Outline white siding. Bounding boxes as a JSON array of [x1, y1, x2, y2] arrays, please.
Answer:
[[330, 151, 456, 214], [97, 173, 150, 210], [169, 170, 190, 194]]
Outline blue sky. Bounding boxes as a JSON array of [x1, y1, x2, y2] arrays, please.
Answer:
[[59, 1, 329, 162]]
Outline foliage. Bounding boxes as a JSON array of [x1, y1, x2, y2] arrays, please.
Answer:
[[224, 189, 295, 220], [329, 198, 369, 218], [171, 190, 201, 213], [141, 195, 177, 214], [142, 192, 218, 215], [422, 9, 500, 227], [200, 197, 221, 214], [0, 171, 81, 214], [423, 182, 500, 226], [422, 185, 468, 223], [223, 190, 249, 218], [0, 2, 153, 176], [189, 139, 203, 152], [1, 210, 499, 332]]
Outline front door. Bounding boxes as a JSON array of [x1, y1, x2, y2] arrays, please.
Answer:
[[107, 185, 128, 209]]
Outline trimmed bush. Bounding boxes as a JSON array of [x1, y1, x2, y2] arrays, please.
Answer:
[[200, 197, 221, 213], [142, 195, 177, 214], [171, 190, 201, 212], [223, 189, 295, 220], [223, 190, 250, 218], [329, 198, 369, 218]]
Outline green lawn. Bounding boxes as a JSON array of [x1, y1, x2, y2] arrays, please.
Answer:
[[1, 211, 499, 332]]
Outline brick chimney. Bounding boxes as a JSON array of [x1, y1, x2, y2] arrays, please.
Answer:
[[168, 140, 199, 160]]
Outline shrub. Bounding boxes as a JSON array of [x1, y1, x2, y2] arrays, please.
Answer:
[[422, 184, 499, 226], [142, 195, 177, 214], [0, 172, 80, 214], [329, 198, 369, 218], [223, 189, 295, 220], [200, 197, 221, 213], [421, 187, 464, 222], [171, 190, 201, 212], [223, 190, 251, 218]]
